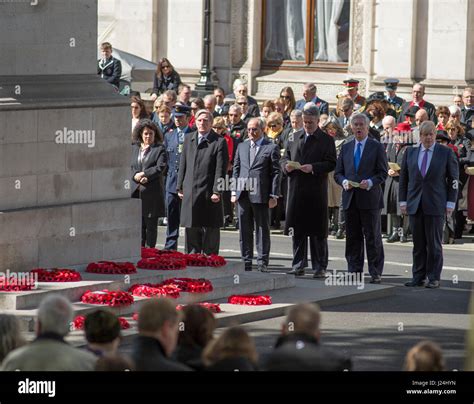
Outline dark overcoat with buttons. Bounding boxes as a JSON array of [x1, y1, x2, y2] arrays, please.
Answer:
[[281, 129, 337, 237], [131, 143, 167, 218], [177, 130, 229, 228], [164, 126, 192, 194]]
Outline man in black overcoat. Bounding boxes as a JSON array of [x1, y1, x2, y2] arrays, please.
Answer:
[[177, 110, 229, 255], [282, 102, 337, 278]]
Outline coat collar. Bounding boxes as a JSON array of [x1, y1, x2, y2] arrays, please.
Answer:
[[274, 333, 319, 349]]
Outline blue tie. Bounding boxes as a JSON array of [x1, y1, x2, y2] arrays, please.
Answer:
[[354, 142, 362, 172]]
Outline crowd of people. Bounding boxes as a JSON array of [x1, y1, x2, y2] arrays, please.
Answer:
[[116, 42, 474, 287], [0, 297, 451, 371]]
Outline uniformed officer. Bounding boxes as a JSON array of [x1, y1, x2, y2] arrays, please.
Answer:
[[163, 104, 192, 250], [97, 42, 122, 89], [342, 79, 366, 112], [384, 78, 405, 118]]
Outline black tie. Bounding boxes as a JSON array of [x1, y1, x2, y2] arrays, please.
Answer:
[[250, 142, 256, 166]]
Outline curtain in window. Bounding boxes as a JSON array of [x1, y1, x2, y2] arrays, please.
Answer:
[[264, 0, 306, 61], [314, 0, 347, 62]]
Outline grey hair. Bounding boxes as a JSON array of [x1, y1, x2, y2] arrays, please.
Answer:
[[233, 78, 246, 91], [290, 109, 303, 118], [248, 117, 266, 131], [195, 109, 213, 121], [203, 94, 216, 103], [37, 294, 73, 337], [303, 83, 317, 93], [229, 104, 242, 115], [350, 113, 370, 126], [0, 314, 25, 362], [419, 120, 436, 136], [302, 102, 321, 118], [448, 105, 461, 116]]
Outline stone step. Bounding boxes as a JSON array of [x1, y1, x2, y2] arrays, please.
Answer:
[[9, 271, 296, 331], [0, 261, 246, 310]]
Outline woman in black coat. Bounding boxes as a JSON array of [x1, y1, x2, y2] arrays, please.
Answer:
[[151, 58, 182, 100], [131, 119, 167, 248]]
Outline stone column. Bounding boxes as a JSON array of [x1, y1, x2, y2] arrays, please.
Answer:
[[0, 0, 140, 271]]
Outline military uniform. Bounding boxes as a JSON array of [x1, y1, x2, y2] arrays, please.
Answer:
[[163, 105, 192, 250], [383, 78, 405, 118], [97, 57, 122, 89]]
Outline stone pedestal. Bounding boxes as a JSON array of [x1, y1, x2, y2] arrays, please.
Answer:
[[0, 0, 140, 272]]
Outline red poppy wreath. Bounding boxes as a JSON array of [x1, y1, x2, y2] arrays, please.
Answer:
[[128, 283, 181, 299], [227, 295, 272, 305], [162, 278, 213, 293], [176, 302, 222, 313], [31, 268, 82, 282], [86, 261, 137, 275], [81, 290, 134, 307], [73, 315, 130, 330]]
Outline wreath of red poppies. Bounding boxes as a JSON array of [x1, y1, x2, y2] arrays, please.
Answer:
[[81, 290, 134, 307], [162, 278, 213, 293], [0, 277, 35, 292], [227, 294, 272, 305], [176, 302, 222, 313], [128, 283, 181, 299], [72, 315, 130, 330], [137, 256, 187, 270], [31, 268, 82, 282], [86, 261, 136, 275], [185, 254, 226, 267]]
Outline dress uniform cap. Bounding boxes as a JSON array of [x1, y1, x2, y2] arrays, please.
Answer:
[[174, 104, 191, 117], [343, 79, 359, 89], [384, 78, 399, 91]]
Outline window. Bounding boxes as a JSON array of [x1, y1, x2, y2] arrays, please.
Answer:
[[263, 0, 350, 69]]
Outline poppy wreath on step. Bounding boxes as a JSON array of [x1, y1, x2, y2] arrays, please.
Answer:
[[176, 302, 222, 313], [162, 278, 213, 293], [31, 268, 82, 282], [81, 290, 134, 307], [141, 247, 185, 259], [72, 315, 130, 330], [86, 261, 137, 275], [128, 283, 181, 299], [0, 277, 35, 292], [137, 256, 187, 270], [185, 253, 226, 267], [227, 294, 272, 305]]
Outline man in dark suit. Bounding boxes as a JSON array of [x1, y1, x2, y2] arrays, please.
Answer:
[[231, 118, 281, 272], [177, 110, 229, 255], [398, 83, 437, 124], [97, 42, 122, 89], [461, 87, 474, 126], [163, 105, 192, 250], [295, 83, 329, 115], [282, 103, 337, 278], [132, 299, 192, 371], [225, 81, 260, 117], [399, 121, 459, 288], [334, 113, 388, 283], [262, 303, 352, 371]]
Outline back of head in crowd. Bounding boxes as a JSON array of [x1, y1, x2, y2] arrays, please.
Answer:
[[85, 310, 121, 354], [302, 102, 321, 118], [404, 340, 445, 371], [37, 294, 73, 337], [178, 305, 216, 349], [202, 326, 258, 369], [283, 303, 321, 339], [0, 314, 25, 363]]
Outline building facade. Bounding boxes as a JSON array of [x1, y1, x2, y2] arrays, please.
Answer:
[[99, 0, 474, 104]]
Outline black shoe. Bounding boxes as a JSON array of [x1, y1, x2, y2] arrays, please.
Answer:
[[404, 280, 425, 287], [425, 280, 440, 289], [288, 268, 305, 276], [245, 263, 252, 272], [386, 232, 400, 243], [313, 270, 327, 279], [258, 265, 269, 273], [335, 229, 345, 239], [400, 235, 408, 243], [369, 276, 381, 284]]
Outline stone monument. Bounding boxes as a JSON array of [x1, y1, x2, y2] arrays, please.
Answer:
[[0, 0, 141, 272]]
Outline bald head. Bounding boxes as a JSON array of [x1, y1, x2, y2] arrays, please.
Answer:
[[415, 109, 428, 126]]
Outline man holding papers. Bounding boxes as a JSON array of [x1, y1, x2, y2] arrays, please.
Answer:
[[282, 103, 337, 277], [335, 113, 388, 283]]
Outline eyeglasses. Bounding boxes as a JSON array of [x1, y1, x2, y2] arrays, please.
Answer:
[[161, 65, 170, 69], [268, 124, 279, 128], [281, 95, 290, 100], [213, 126, 225, 130], [238, 102, 248, 105]]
